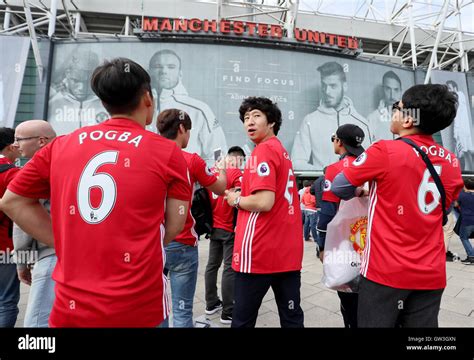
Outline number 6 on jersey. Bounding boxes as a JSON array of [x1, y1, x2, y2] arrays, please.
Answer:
[[78, 151, 119, 224]]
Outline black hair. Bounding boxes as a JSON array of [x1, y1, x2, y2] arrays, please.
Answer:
[[317, 62, 346, 82], [91, 58, 152, 115], [239, 97, 282, 135], [382, 70, 401, 87], [303, 180, 311, 187], [157, 109, 192, 139], [227, 146, 245, 157], [401, 84, 458, 135], [149, 49, 182, 69], [0, 127, 15, 151], [464, 177, 474, 190]]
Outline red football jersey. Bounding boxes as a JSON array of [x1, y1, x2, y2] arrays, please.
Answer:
[[342, 135, 464, 289], [0, 156, 19, 252], [323, 154, 357, 204], [174, 151, 218, 246], [209, 167, 242, 233], [233, 136, 303, 274], [8, 118, 191, 327]]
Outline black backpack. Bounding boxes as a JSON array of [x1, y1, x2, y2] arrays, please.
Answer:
[[191, 187, 213, 238]]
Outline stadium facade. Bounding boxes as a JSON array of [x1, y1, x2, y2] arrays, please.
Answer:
[[0, 0, 473, 175]]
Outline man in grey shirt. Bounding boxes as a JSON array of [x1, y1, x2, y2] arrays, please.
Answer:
[[12, 120, 56, 327]]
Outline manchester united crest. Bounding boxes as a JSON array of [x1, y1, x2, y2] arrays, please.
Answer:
[[349, 217, 368, 254]]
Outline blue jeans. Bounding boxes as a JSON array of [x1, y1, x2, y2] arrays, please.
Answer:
[[0, 262, 20, 327], [165, 241, 198, 328], [303, 210, 318, 242], [24, 255, 57, 327], [459, 224, 474, 257]]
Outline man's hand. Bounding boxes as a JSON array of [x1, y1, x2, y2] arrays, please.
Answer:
[[17, 268, 32, 286], [225, 189, 239, 207], [355, 187, 369, 197]]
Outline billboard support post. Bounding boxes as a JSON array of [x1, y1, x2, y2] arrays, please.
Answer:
[[424, 0, 450, 84]]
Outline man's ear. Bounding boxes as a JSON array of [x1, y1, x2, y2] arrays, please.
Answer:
[[143, 90, 153, 108], [402, 115, 415, 129], [343, 82, 348, 94]]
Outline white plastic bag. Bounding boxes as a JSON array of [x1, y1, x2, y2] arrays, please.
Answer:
[[322, 197, 369, 293]]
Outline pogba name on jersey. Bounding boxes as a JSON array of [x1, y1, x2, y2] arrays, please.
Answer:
[[78, 130, 143, 148], [412, 144, 456, 164]]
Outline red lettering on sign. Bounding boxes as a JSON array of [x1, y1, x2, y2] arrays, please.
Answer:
[[327, 34, 337, 45], [234, 21, 245, 35], [348, 37, 359, 49], [294, 28, 307, 41], [220, 20, 231, 34], [337, 36, 347, 48], [175, 18, 188, 32], [270, 25, 283, 38], [160, 18, 172, 32], [307, 30, 320, 43], [143, 18, 158, 31], [246, 22, 257, 36], [258, 23, 268, 37], [203, 19, 218, 33], [189, 18, 202, 32]]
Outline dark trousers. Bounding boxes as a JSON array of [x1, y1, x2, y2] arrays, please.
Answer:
[[204, 228, 235, 317], [337, 291, 358, 328], [232, 271, 304, 328], [358, 276, 444, 328]]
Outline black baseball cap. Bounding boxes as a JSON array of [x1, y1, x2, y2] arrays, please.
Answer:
[[336, 124, 365, 157]]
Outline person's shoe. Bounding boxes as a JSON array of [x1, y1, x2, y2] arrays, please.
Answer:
[[446, 251, 455, 262], [461, 256, 474, 265], [220, 314, 232, 325], [205, 300, 222, 315]]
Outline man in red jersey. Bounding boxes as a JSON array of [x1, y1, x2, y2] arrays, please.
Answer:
[[157, 108, 227, 328], [1, 58, 191, 327], [225, 97, 304, 328], [332, 84, 464, 327], [0, 127, 21, 327], [204, 146, 244, 325], [317, 123, 366, 329]]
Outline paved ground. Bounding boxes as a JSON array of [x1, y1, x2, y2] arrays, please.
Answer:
[[15, 236, 474, 328]]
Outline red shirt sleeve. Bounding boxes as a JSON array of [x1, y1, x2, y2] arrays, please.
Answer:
[[230, 168, 242, 188], [322, 162, 341, 203], [166, 145, 192, 201], [343, 141, 388, 187], [8, 142, 53, 199], [191, 154, 218, 188], [3, 167, 20, 186], [248, 143, 278, 194]]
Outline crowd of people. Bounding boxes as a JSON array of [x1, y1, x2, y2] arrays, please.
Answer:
[[0, 57, 472, 328]]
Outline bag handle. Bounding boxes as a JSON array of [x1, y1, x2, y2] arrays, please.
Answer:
[[397, 137, 448, 225]]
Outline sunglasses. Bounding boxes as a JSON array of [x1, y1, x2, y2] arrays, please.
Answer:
[[331, 134, 339, 143]]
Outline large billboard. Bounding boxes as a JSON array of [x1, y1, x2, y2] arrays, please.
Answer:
[[431, 70, 474, 173], [48, 41, 417, 170], [0, 35, 30, 128]]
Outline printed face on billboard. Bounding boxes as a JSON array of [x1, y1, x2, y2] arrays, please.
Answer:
[[149, 52, 182, 91], [46, 41, 437, 171]]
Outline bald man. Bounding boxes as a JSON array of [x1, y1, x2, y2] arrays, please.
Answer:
[[14, 120, 56, 159], [12, 120, 57, 327]]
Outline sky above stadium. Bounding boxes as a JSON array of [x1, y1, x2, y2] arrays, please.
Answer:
[[222, 0, 474, 34]]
